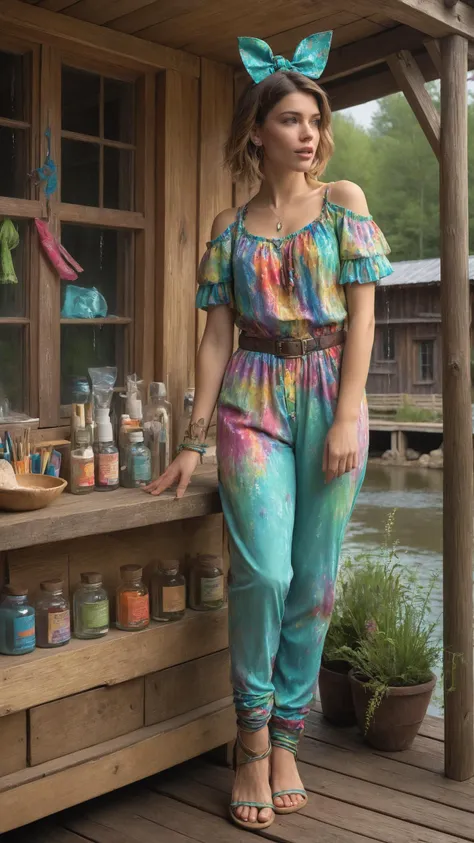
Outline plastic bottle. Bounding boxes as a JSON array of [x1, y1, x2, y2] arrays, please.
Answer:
[[119, 414, 140, 487], [127, 430, 152, 488], [73, 572, 109, 639], [0, 585, 36, 655], [177, 387, 195, 448], [143, 382, 172, 480], [95, 408, 119, 492], [70, 427, 95, 494]]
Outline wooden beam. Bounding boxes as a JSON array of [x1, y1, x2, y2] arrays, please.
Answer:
[[387, 50, 441, 158], [155, 70, 199, 445], [440, 33, 474, 782], [346, 0, 474, 39], [424, 38, 442, 71], [322, 25, 425, 82], [196, 59, 234, 354], [0, 0, 199, 77]]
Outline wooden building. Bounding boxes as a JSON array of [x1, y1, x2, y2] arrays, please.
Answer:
[[0, 0, 472, 834], [368, 255, 474, 394]]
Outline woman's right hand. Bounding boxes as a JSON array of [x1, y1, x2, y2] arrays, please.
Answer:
[[144, 449, 201, 499]]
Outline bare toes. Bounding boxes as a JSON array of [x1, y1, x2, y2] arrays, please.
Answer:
[[249, 807, 258, 823], [259, 808, 273, 823]]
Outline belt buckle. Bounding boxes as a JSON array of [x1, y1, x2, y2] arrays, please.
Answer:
[[276, 338, 307, 358]]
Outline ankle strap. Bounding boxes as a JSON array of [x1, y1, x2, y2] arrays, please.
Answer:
[[235, 731, 272, 766]]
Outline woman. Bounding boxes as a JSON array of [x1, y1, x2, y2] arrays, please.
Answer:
[[146, 31, 393, 833]]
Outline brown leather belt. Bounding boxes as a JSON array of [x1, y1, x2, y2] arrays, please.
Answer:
[[239, 330, 345, 358]]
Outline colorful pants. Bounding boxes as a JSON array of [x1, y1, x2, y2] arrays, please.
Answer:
[[217, 337, 368, 753]]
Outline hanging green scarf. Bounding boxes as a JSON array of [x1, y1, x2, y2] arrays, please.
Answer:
[[0, 219, 20, 284]]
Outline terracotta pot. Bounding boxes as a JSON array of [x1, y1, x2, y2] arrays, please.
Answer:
[[319, 661, 357, 726], [349, 670, 436, 751]]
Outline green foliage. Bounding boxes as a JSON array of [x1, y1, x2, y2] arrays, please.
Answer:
[[394, 399, 442, 423], [326, 89, 474, 261], [328, 512, 442, 730]]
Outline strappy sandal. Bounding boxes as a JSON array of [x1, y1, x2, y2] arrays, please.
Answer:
[[271, 747, 308, 815], [229, 732, 275, 831]]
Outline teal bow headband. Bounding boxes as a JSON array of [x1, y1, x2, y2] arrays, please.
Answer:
[[238, 31, 333, 85]]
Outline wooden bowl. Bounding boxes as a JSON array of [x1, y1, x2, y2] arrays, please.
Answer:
[[0, 474, 67, 512]]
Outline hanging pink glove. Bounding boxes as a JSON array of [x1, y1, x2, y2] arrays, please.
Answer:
[[35, 218, 83, 281]]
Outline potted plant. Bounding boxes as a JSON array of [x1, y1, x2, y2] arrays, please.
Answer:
[[339, 569, 440, 752], [320, 514, 406, 727]]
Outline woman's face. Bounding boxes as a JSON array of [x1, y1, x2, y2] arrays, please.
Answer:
[[253, 91, 321, 173]]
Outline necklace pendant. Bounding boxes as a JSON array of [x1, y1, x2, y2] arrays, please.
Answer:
[[276, 221, 282, 232]]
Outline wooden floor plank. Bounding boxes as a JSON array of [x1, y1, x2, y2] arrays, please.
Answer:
[[312, 699, 445, 742], [65, 809, 196, 843], [185, 761, 471, 843], [3, 826, 91, 843], [297, 733, 474, 813], [151, 770, 379, 843], [305, 712, 444, 774]]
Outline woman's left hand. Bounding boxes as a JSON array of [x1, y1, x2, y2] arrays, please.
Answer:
[[323, 420, 359, 483]]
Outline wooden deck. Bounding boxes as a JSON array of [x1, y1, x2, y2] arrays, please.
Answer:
[[4, 705, 473, 843]]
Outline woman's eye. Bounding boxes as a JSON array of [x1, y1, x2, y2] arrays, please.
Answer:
[[283, 117, 297, 124]]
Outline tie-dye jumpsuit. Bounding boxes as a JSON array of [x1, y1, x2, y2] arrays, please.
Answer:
[[196, 189, 393, 753]]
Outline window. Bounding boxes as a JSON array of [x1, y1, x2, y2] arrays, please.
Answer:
[[381, 326, 395, 361], [0, 39, 153, 428], [0, 45, 36, 417], [417, 340, 435, 382]]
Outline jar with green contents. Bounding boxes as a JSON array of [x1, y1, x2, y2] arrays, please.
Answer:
[[189, 554, 225, 611], [73, 572, 109, 639]]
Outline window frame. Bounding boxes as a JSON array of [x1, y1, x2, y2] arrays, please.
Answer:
[[0, 37, 155, 431], [414, 338, 436, 385]]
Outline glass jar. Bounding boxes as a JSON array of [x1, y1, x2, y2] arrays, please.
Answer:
[[151, 560, 186, 623], [0, 585, 35, 656], [36, 580, 71, 648], [116, 564, 149, 631], [127, 430, 152, 488], [70, 427, 95, 495], [73, 572, 109, 639], [189, 555, 225, 611]]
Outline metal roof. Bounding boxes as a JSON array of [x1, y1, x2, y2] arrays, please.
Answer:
[[381, 256, 474, 287]]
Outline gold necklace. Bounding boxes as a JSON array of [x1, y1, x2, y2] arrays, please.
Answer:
[[267, 205, 283, 232]]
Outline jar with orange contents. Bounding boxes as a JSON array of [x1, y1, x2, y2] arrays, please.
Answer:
[[116, 565, 149, 631]]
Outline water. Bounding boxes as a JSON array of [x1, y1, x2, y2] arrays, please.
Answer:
[[343, 463, 445, 714]]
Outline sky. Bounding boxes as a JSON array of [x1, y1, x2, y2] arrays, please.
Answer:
[[342, 79, 474, 129]]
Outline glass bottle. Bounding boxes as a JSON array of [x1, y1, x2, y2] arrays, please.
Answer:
[[95, 409, 119, 492], [70, 427, 95, 494], [127, 430, 152, 488], [116, 564, 149, 631], [151, 560, 186, 623], [189, 555, 225, 611], [143, 382, 172, 480], [0, 585, 35, 656], [177, 387, 195, 448], [36, 580, 71, 648], [119, 414, 140, 487], [73, 572, 109, 639]]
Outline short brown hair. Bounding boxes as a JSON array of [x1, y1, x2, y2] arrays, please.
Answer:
[[224, 71, 334, 186]]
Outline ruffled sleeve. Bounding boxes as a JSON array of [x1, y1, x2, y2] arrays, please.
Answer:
[[335, 207, 393, 285], [196, 225, 234, 310]]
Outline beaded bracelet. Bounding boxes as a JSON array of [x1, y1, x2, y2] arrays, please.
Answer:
[[177, 443, 207, 458]]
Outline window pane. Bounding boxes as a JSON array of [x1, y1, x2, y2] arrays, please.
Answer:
[[418, 341, 434, 381], [61, 225, 133, 316], [0, 325, 24, 414], [0, 127, 28, 198], [61, 138, 100, 206], [61, 324, 124, 405], [104, 146, 134, 210], [0, 220, 28, 316], [0, 50, 25, 121], [62, 67, 100, 136], [104, 78, 134, 143]]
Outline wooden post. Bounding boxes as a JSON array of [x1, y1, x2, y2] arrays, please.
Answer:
[[440, 34, 474, 781]]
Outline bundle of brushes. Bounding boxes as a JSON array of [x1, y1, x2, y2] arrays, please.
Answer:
[[0, 429, 61, 477]]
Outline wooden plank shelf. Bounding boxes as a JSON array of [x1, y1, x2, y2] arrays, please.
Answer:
[[0, 607, 228, 717], [0, 696, 234, 834], [0, 468, 221, 552]]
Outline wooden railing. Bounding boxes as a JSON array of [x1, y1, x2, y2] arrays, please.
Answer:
[[367, 393, 443, 414]]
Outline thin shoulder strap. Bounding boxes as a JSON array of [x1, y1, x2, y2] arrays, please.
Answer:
[[235, 203, 248, 232], [323, 181, 333, 207]]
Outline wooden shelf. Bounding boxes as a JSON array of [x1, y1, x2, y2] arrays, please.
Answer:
[[0, 466, 220, 552], [0, 606, 228, 717], [60, 317, 132, 325], [0, 696, 234, 834]]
